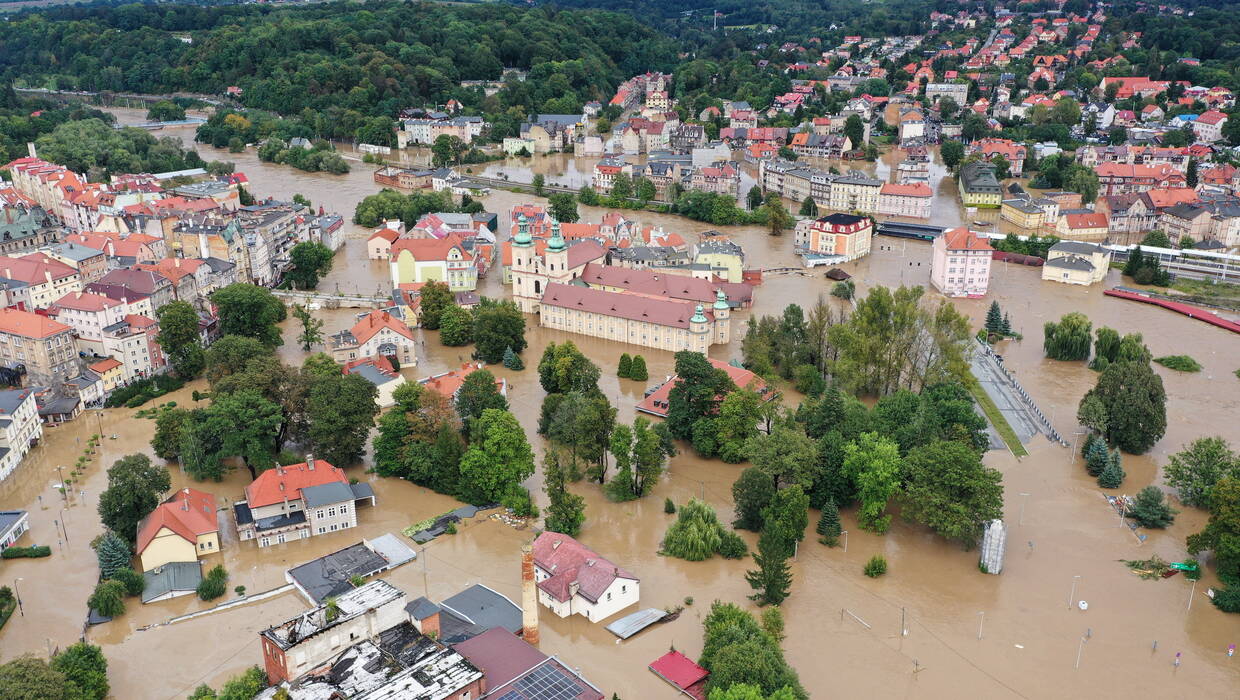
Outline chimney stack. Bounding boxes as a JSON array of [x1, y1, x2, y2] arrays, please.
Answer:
[[521, 543, 539, 645], [306, 454, 315, 470]]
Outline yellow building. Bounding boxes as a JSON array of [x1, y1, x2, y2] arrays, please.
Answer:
[[136, 488, 220, 572], [1041, 240, 1112, 285], [1000, 199, 1045, 229], [1055, 212, 1109, 242], [540, 283, 731, 352], [388, 234, 478, 291], [692, 239, 745, 283], [88, 357, 125, 395], [959, 161, 1003, 208]]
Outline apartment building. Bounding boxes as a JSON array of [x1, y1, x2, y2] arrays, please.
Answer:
[[0, 254, 82, 308], [0, 388, 43, 482], [930, 227, 993, 297], [234, 456, 375, 547], [0, 308, 78, 386]]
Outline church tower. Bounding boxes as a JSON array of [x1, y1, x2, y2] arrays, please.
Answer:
[[712, 288, 731, 345]]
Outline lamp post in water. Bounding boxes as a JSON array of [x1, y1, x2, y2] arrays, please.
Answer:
[[1069, 575, 1081, 610]]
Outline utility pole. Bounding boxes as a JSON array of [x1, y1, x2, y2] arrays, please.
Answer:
[[977, 611, 985, 640], [1069, 575, 1081, 609], [1019, 492, 1030, 525]]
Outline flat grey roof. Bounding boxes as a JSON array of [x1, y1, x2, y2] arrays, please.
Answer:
[[142, 561, 203, 603], [301, 482, 356, 508], [0, 510, 27, 538], [440, 584, 522, 636]]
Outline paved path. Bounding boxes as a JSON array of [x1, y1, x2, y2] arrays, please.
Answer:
[[970, 341, 1064, 448]]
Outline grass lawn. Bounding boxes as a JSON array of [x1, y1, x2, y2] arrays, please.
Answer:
[[967, 376, 1029, 458]]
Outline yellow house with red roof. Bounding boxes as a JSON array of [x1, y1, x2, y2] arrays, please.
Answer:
[[136, 488, 220, 572], [89, 357, 125, 394]]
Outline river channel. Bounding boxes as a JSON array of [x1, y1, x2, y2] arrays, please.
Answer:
[[0, 108, 1236, 699]]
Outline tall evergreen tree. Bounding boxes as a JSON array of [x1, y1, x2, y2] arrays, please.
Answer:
[[618, 353, 632, 379], [985, 302, 1003, 334], [746, 530, 793, 606], [95, 532, 131, 580], [629, 355, 648, 381], [1098, 450, 1125, 489], [1085, 438, 1110, 476], [816, 500, 841, 546], [502, 346, 524, 370]]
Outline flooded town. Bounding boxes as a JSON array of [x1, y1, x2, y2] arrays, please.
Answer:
[[2, 2, 1240, 699]]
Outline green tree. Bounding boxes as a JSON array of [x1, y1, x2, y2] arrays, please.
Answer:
[[1187, 476, 1240, 581], [1130, 486, 1177, 528], [1084, 437, 1110, 477], [760, 485, 810, 556], [458, 409, 534, 504], [747, 185, 764, 211], [206, 390, 282, 478], [900, 441, 1003, 546], [88, 580, 126, 617], [700, 602, 806, 698], [156, 300, 205, 378], [431, 134, 466, 167], [618, 353, 632, 379], [941, 140, 965, 169], [537, 341, 601, 394], [666, 351, 736, 440], [151, 407, 190, 460], [1044, 312, 1092, 361], [661, 498, 725, 561], [577, 185, 599, 206], [1098, 450, 1125, 489], [1187, 157, 1198, 188], [635, 177, 657, 203], [746, 530, 793, 606], [306, 374, 378, 467], [732, 467, 776, 531], [502, 346, 524, 370], [532, 173, 545, 196], [984, 301, 1003, 334], [0, 656, 71, 699], [1081, 360, 1166, 454], [798, 197, 818, 217], [211, 283, 286, 348], [1141, 230, 1172, 248], [112, 567, 146, 596], [629, 355, 648, 381], [746, 425, 818, 490], [843, 114, 864, 149], [205, 335, 269, 385], [455, 369, 508, 426], [708, 684, 800, 700], [543, 452, 585, 536], [95, 531, 131, 580], [1164, 437, 1240, 508], [842, 432, 902, 533], [716, 388, 762, 464], [472, 299, 525, 363], [438, 304, 474, 346], [179, 414, 227, 481], [609, 173, 633, 203], [146, 100, 185, 122], [418, 281, 454, 330], [292, 304, 323, 351], [547, 192, 579, 222], [816, 499, 841, 546], [97, 454, 170, 547], [51, 642, 109, 700], [761, 192, 793, 236], [285, 241, 334, 289]]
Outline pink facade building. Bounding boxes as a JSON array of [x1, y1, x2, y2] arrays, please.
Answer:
[[930, 227, 993, 297], [877, 183, 932, 219]]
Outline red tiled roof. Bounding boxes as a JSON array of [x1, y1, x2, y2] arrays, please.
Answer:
[[136, 487, 218, 554], [880, 182, 932, 197], [389, 234, 473, 262], [89, 357, 123, 374], [941, 227, 994, 251], [577, 263, 737, 305], [54, 291, 124, 312], [418, 362, 504, 398], [136, 258, 204, 284], [244, 459, 348, 508], [350, 310, 415, 345], [636, 357, 773, 417], [0, 307, 72, 339], [1064, 212, 1108, 229], [1196, 110, 1227, 125], [540, 283, 709, 330], [532, 531, 637, 604], [0, 255, 79, 284], [342, 354, 397, 377]]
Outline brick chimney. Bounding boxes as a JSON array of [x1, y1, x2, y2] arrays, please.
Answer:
[[306, 454, 315, 470], [521, 543, 539, 645]]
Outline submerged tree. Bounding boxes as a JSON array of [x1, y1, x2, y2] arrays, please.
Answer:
[[661, 499, 727, 561]]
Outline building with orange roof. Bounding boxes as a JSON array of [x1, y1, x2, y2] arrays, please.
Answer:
[[136, 487, 220, 572], [1192, 110, 1228, 143], [88, 357, 125, 394], [65, 231, 166, 261], [96, 313, 165, 383], [0, 307, 78, 386], [971, 138, 1027, 176], [1056, 212, 1110, 242], [930, 227, 993, 297], [329, 310, 417, 367], [235, 456, 375, 547], [419, 362, 508, 401], [135, 258, 207, 301], [878, 182, 932, 218], [636, 356, 776, 418], [1095, 163, 1187, 196], [388, 234, 477, 291], [0, 253, 82, 308], [367, 220, 404, 260]]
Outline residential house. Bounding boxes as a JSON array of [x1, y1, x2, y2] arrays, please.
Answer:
[[959, 161, 1002, 208], [798, 214, 874, 261], [1041, 241, 1111, 285], [636, 357, 776, 418], [136, 487, 220, 573], [418, 362, 508, 402], [972, 138, 1027, 176], [532, 531, 639, 623], [1056, 212, 1110, 242], [1095, 163, 1187, 196], [88, 357, 124, 396], [1160, 203, 1214, 244], [1193, 110, 1228, 143], [367, 221, 404, 260], [388, 235, 478, 292], [878, 183, 932, 218], [39, 242, 107, 284], [454, 627, 604, 699], [692, 239, 746, 283], [930, 227, 993, 297], [234, 456, 375, 547], [87, 268, 173, 317], [342, 356, 402, 409], [0, 308, 78, 386], [925, 82, 969, 106], [0, 388, 42, 482], [0, 511, 30, 551], [0, 254, 82, 308], [689, 162, 741, 197], [329, 310, 417, 367], [52, 291, 127, 348], [829, 171, 883, 214], [100, 314, 165, 383]]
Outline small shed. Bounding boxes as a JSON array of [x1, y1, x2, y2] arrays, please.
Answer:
[[649, 650, 709, 699], [825, 267, 852, 281]]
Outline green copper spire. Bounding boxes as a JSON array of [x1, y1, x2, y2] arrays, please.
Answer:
[[690, 304, 708, 323], [513, 213, 532, 247], [547, 219, 566, 252], [713, 288, 729, 310]]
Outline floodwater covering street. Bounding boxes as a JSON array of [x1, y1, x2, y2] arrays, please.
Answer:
[[1, 110, 1237, 699]]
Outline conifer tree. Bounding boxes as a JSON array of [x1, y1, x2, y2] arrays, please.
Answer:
[[1085, 438, 1110, 477], [629, 355, 649, 381], [816, 500, 841, 546], [985, 302, 1003, 334], [746, 530, 793, 606], [1001, 312, 1012, 336], [1097, 450, 1125, 489], [95, 532, 132, 580], [618, 353, 632, 379], [502, 346, 524, 371]]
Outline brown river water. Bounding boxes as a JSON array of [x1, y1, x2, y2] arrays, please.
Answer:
[[0, 109, 1237, 699]]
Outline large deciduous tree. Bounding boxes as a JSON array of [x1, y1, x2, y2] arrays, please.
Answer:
[[842, 432, 901, 533], [210, 283, 286, 348], [98, 454, 170, 547], [458, 409, 534, 504], [900, 440, 1003, 546], [1080, 360, 1166, 454], [156, 300, 204, 378], [418, 281, 454, 330], [472, 299, 525, 363], [306, 373, 379, 467], [285, 241, 334, 289], [1163, 437, 1239, 508]]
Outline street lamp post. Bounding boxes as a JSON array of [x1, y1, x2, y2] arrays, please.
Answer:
[[1019, 492, 1031, 526], [842, 530, 849, 553], [977, 611, 985, 640], [1075, 634, 1087, 669], [13, 578, 23, 617], [56, 465, 67, 502], [59, 509, 69, 545], [1069, 575, 1081, 610]]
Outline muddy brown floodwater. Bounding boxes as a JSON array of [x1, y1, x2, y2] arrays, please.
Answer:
[[1, 109, 1237, 699]]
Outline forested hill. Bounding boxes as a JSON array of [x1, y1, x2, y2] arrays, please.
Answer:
[[0, 1, 678, 117]]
